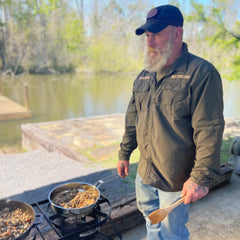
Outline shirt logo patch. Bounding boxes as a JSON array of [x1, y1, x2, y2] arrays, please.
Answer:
[[171, 75, 190, 79]]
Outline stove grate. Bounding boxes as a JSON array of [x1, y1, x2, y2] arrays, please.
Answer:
[[26, 196, 122, 240]]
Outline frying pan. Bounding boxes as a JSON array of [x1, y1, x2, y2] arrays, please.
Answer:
[[48, 174, 119, 217], [0, 199, 42, 240], [48, 181, 102, 217]]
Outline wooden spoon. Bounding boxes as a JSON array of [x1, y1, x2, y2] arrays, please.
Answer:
[[148, 197, 186, 224]]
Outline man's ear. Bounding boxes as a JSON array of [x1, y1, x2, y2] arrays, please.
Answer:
[[175, 27, 183, 42]]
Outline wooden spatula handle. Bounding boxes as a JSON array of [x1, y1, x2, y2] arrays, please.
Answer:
[[148, 196, 186, 224], [167, 196, 186, 210]]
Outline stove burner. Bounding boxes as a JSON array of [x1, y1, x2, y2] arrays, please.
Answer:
[[28, 195, 122, 240], [49, 198, 110, 237]]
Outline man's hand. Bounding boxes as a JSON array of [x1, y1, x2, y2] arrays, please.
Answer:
[[117, 160, 129, 178], [181, 179, 209, 204]]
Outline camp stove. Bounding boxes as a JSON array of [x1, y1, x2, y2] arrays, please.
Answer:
[[25, 195, 122, 240]]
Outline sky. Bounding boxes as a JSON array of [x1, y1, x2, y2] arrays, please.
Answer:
[[74, 0, 240, 30], [150, 0, 209, 5], [147, 0, 240, 19], [81, 0, 211, 18], [148, 0, 210, 13]]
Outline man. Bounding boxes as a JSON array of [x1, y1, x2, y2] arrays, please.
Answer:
[[117, 4, 224, 240]]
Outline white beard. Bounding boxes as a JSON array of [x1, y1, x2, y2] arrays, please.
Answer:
[[143, 37, 174, 72]]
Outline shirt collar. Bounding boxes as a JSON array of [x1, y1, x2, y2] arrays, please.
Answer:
[[156, 42, 189, 81]]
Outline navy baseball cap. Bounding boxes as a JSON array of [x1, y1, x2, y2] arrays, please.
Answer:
[[135, 5, 184, 35]]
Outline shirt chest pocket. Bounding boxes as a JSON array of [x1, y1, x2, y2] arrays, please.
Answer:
[[155, 80, 190, 120], [133, 80, 150, 112]]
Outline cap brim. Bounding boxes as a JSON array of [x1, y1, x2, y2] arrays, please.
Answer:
[[135, 21, 168, 35]]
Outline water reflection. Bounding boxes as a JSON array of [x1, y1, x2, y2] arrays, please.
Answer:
[[222, 80, 240, 117], [0, 73, 240, 144], [0, 73, 134, 144]]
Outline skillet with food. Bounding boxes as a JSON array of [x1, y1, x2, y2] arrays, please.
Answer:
[[0, 200, 41, 240], [48, 175, 119, 217], [48, 182, 101, 217]]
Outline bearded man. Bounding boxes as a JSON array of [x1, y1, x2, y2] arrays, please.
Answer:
[[117, 5, 224, 240]]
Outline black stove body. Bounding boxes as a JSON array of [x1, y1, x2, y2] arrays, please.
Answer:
[[25, 196, 121, 240]]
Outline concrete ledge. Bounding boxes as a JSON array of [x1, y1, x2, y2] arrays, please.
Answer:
[[21, 123, 91, 163], [21, 114, 125, 163]]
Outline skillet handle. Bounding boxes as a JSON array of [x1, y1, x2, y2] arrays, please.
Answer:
[[95, 180, 104, 188], [94, 173, 119, 188]]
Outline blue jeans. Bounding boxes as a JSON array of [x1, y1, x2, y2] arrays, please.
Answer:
[[135, 173, 189, 240]]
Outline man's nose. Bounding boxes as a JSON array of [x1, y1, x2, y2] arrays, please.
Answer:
[[147, 35, 156, 47]]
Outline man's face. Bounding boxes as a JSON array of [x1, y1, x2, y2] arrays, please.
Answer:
[[144, 26, 175, 72]]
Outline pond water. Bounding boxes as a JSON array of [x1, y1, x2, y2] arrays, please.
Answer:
[[0, 73, 240, 145], [0, 73, 134, 145]]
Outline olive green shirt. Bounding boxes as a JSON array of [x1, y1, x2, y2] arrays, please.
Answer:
[[119, 43, 225, 191]]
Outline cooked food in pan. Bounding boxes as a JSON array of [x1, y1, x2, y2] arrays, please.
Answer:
[[0, 207, 32, 240], [53, 188, 98, 209]]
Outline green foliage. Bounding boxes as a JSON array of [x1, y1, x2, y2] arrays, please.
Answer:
[[2, 0, 239, 77], [225, 54, 240, 81], [187, 0, 208, 22], [87, 34, 141, 73], [62, 14, 85, 52], [187, 0, 240, 81], [221, 136, 234, 163], [0, 0, 147, 74], [26, 0, 61, 16]]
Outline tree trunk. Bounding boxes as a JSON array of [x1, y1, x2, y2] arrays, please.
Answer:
[[0, 43, 5, 70], [75, 0, 84, 24]]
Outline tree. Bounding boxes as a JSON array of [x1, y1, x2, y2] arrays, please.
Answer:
[[0, 0, 31, 74], [0, 1, 6, 70], [0, 0, 86, 75], [87, 0, 148, 72], [188, 0, 240, 81]]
